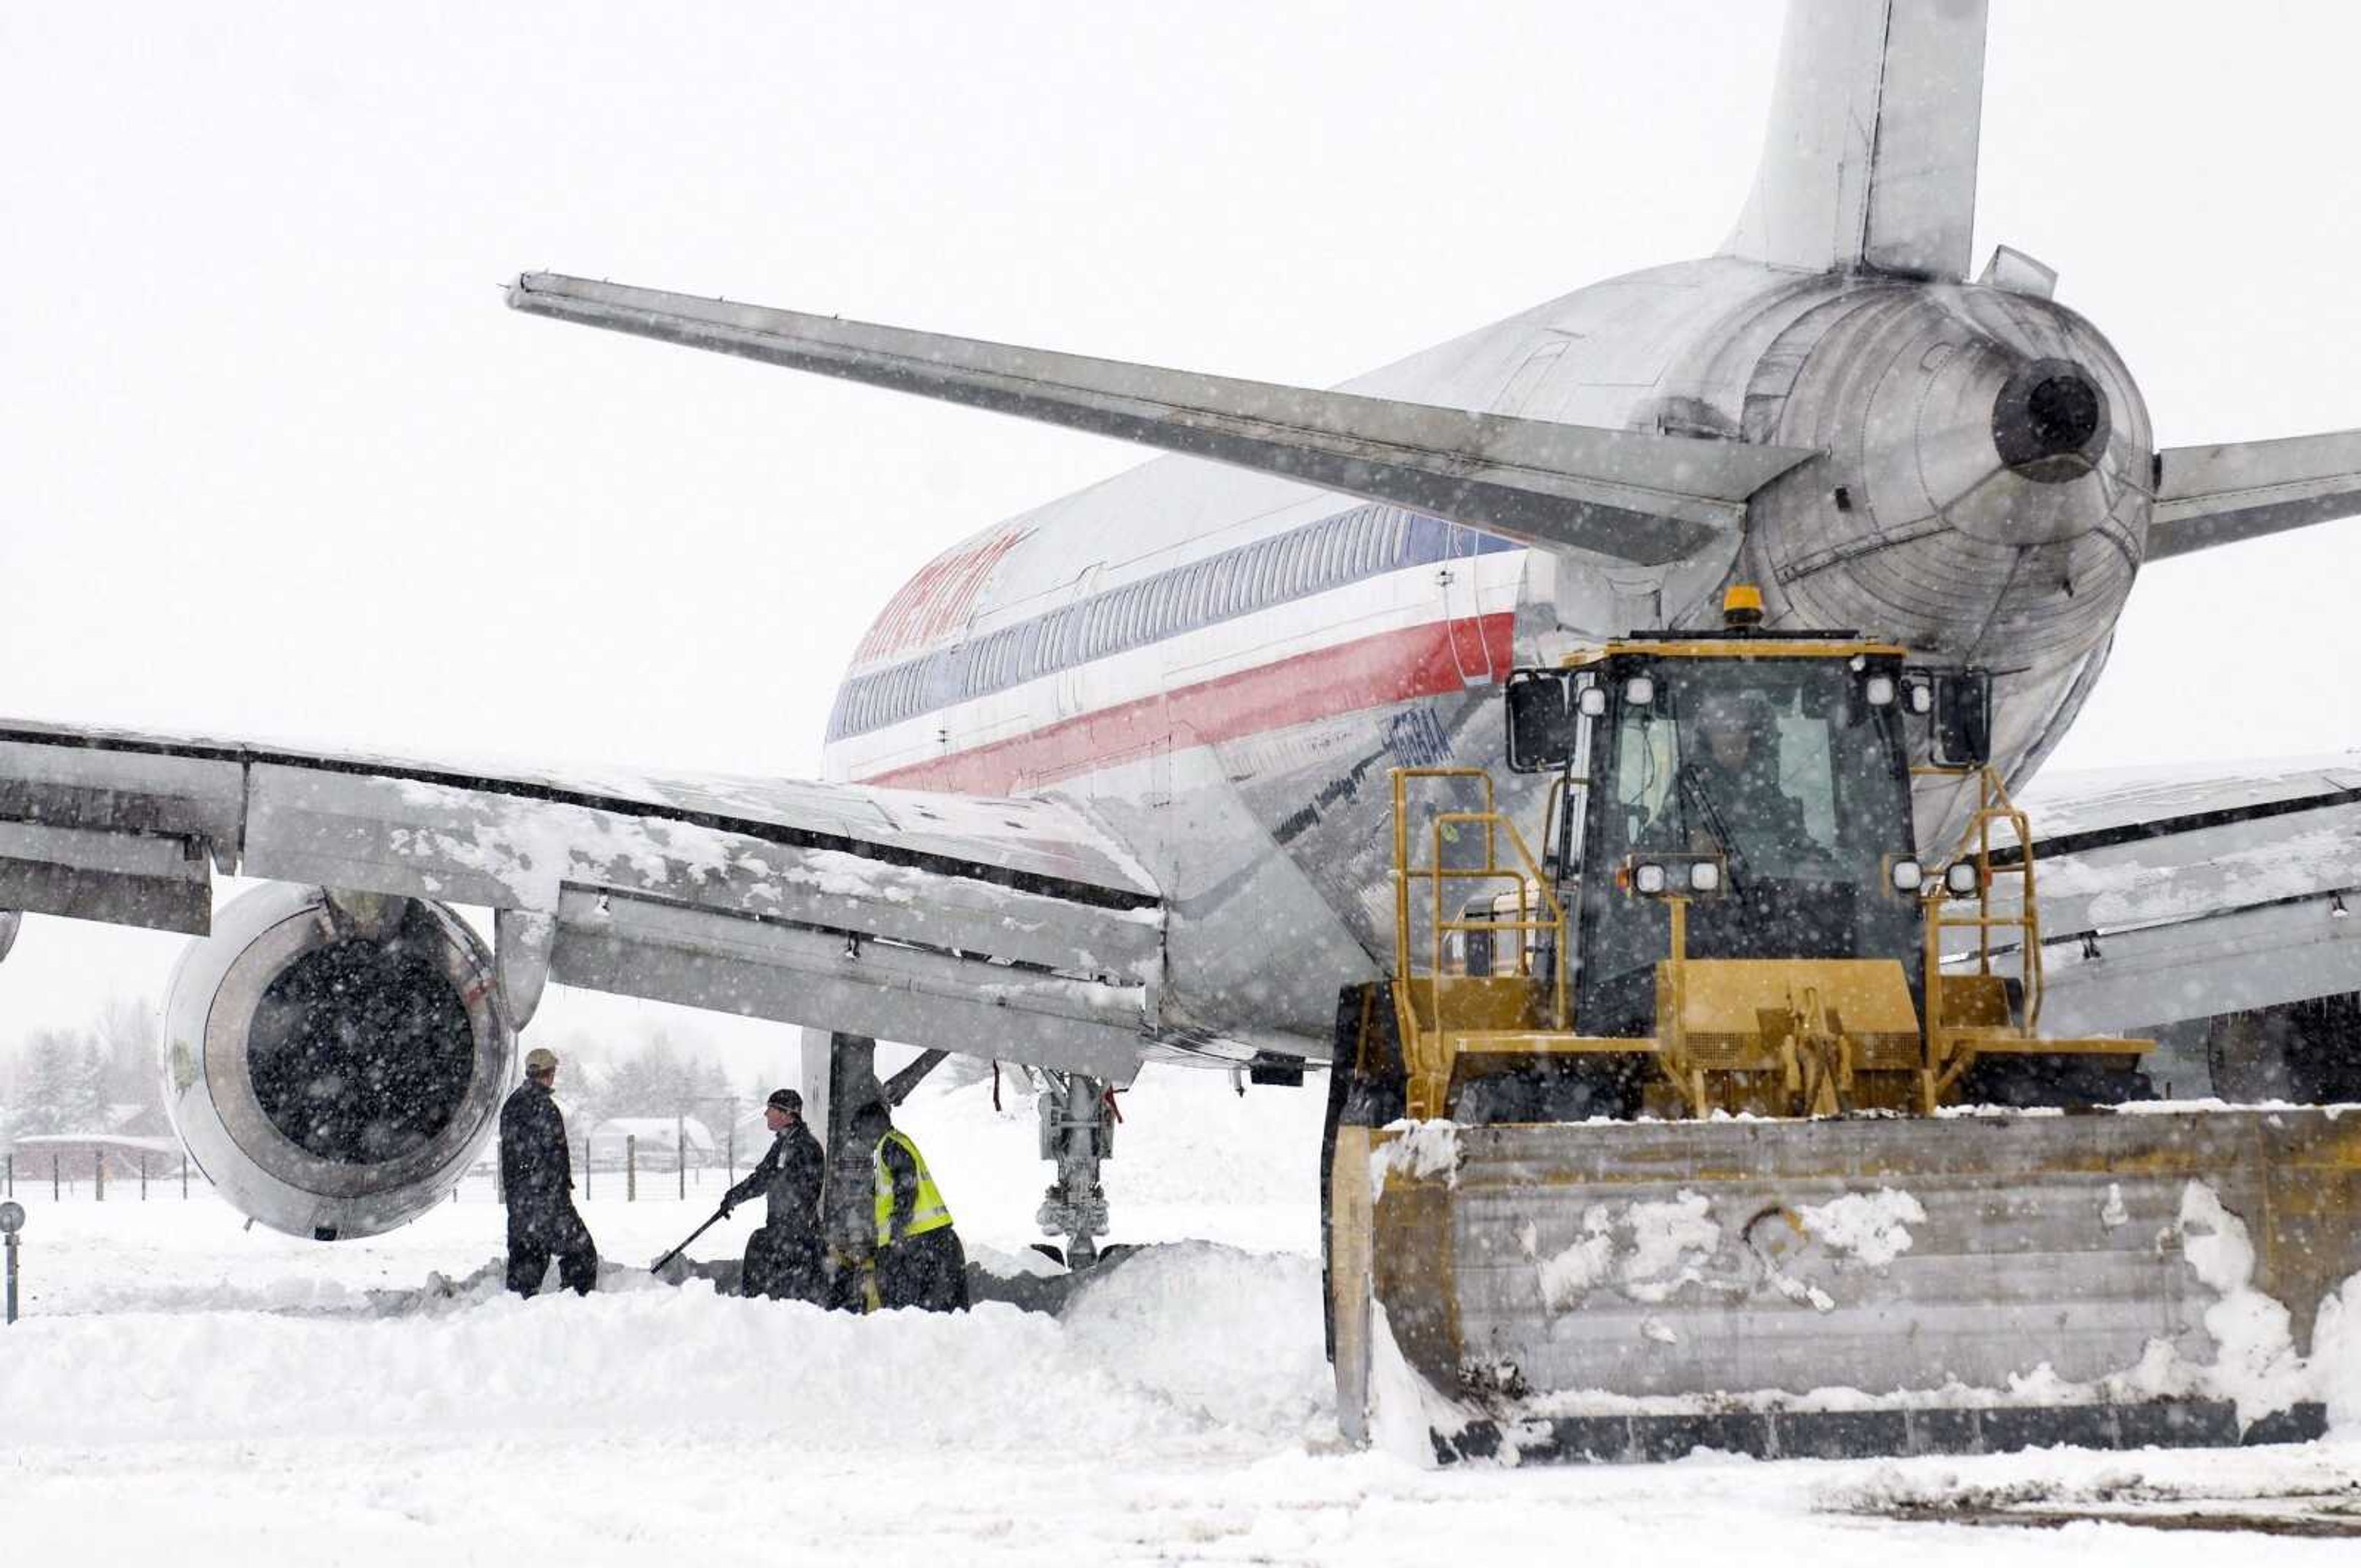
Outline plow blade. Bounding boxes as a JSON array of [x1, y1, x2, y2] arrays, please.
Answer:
[[1330, 1108, 2361, 1464]]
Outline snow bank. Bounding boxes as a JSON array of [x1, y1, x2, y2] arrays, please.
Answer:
[[0, 1250, 1338, 1459], [1062, 1242, 1333, 1439]]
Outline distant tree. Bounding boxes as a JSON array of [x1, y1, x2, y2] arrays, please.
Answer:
[[16, 1029, 84, 1133], [68, 1037, 108, 1130], [92, 996, 164, 1130]]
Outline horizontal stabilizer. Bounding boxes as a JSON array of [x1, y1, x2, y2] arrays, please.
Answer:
[[2149, 427, 2361, 559], [507, 273, 1817, 567]]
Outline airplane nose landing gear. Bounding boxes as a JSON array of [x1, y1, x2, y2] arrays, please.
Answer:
[[1036, 1071, 1114, 1268]]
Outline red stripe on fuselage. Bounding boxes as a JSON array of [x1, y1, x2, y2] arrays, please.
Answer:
[[854, 612, 1515, 795]]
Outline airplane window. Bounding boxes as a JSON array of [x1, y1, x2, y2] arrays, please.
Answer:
[[1319, 518, 1348, 585], [1349, 511, 1378, 576], [1290, 532, 1315, 593]]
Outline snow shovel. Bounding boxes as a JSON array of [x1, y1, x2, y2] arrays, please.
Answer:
[[651, 1207, 728, 1274]]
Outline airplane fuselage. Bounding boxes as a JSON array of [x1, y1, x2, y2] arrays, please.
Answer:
[[821, 256, 2156, 1059]]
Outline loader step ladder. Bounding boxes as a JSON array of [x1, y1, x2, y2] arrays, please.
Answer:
[[1388, 768, 1567, 1120], [1916, 766, 2134, 1109]]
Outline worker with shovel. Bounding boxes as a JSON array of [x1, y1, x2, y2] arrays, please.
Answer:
[[712, 1088, 826, 1302]]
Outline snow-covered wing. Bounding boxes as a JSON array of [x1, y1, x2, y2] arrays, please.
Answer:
[[0, 720, 1163, 1079], [1997, 755, 2361, 1034]]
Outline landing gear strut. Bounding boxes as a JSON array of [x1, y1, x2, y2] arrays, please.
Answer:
[[1035, 1071, 1113, 1268]]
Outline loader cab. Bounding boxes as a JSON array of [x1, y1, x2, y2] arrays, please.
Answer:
[[1546, 642, 1923, 1038]]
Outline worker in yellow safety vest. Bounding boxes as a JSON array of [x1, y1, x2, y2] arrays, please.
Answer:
[[851, 1099, 970, 1312]]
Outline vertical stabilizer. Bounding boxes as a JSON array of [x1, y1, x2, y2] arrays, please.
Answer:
[[1723, 0, 1988, 279]]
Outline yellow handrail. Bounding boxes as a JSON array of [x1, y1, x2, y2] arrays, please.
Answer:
[[1918, 765, 2044, 1105], [1389, 769, 1568, 1037]]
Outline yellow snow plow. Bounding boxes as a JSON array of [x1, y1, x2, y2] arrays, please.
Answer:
[[1323, 598, 2361, 1462]]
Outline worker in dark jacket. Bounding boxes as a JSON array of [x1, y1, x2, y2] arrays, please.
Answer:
[[499, 1046, 598, 1297], [719, 1087, 826, 1302], [852, 1099, 968, 1312]]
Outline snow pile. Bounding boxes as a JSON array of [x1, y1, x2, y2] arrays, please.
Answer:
[[1369, 1119, 1459, 1196], [1061, 1242, 1332, 1438], [1529, 1191, 1722, 1310], [1796, 1188, 1924, 1268], [2173, 1180, 2309, 1423], [0, 1253, 1336, 1459]]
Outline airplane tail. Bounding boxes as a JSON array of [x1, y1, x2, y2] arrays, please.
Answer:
[[1723, 0, 1988, 280]]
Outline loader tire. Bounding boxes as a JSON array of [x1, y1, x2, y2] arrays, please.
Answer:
[[1449, 1058, 1643, 1124], [2207, 994, 2361, 1105]]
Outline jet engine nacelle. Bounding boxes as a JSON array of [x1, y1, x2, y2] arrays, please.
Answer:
[[162, 883, 516, 1240]]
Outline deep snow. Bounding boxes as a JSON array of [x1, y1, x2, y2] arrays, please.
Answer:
[[4, 1066, 2359, 1562]]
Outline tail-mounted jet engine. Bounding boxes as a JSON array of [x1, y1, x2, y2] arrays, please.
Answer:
[[1741, 284, 2154, 778], [162, 883, 516, 1240]]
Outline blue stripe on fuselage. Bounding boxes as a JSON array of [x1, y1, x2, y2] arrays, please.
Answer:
[[826, 506, 1517, 743]]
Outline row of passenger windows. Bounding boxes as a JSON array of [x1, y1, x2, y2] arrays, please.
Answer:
[[831, 504, 1430, 739]]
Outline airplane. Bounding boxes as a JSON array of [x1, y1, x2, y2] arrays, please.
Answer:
[[2, 0, 2357, 1259]]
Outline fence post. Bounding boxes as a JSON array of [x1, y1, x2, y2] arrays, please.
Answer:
[[140, 1153, 148, 1200], [181, 1157, 189, 1199], [677, 1112, 686, 1200], [627, 1134, 637, 1202], [96, 1148, 106, 1202], [53, 1153, 61, 1200]]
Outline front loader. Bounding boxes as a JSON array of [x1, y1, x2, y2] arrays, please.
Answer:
[[1326, 590, 2361, 1463]]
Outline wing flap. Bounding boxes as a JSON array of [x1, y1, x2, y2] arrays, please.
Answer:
[[506, 273, 1819, 568]]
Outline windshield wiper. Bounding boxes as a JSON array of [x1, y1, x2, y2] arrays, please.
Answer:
[[1676, 763, 1747, 892]]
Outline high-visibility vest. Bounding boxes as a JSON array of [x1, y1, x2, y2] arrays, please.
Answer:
[[872, 1129, 953, 1248]]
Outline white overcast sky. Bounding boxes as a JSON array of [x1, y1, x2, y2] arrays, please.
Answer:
[[2, 1, 2357, 1050]]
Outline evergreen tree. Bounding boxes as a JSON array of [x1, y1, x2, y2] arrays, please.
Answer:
[[18, 1030, 80, 1133], [68, 1036, 108, 1130]]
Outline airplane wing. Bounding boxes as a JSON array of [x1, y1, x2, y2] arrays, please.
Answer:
[[505, 274, 1819, 569], [0, 720, 1166, 1081], [2149, 428, 2361, 559], [1978, 754, 2361, 1038]]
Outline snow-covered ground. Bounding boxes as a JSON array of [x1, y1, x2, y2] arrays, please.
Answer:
[[4, 1066, 2357, 1562]]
